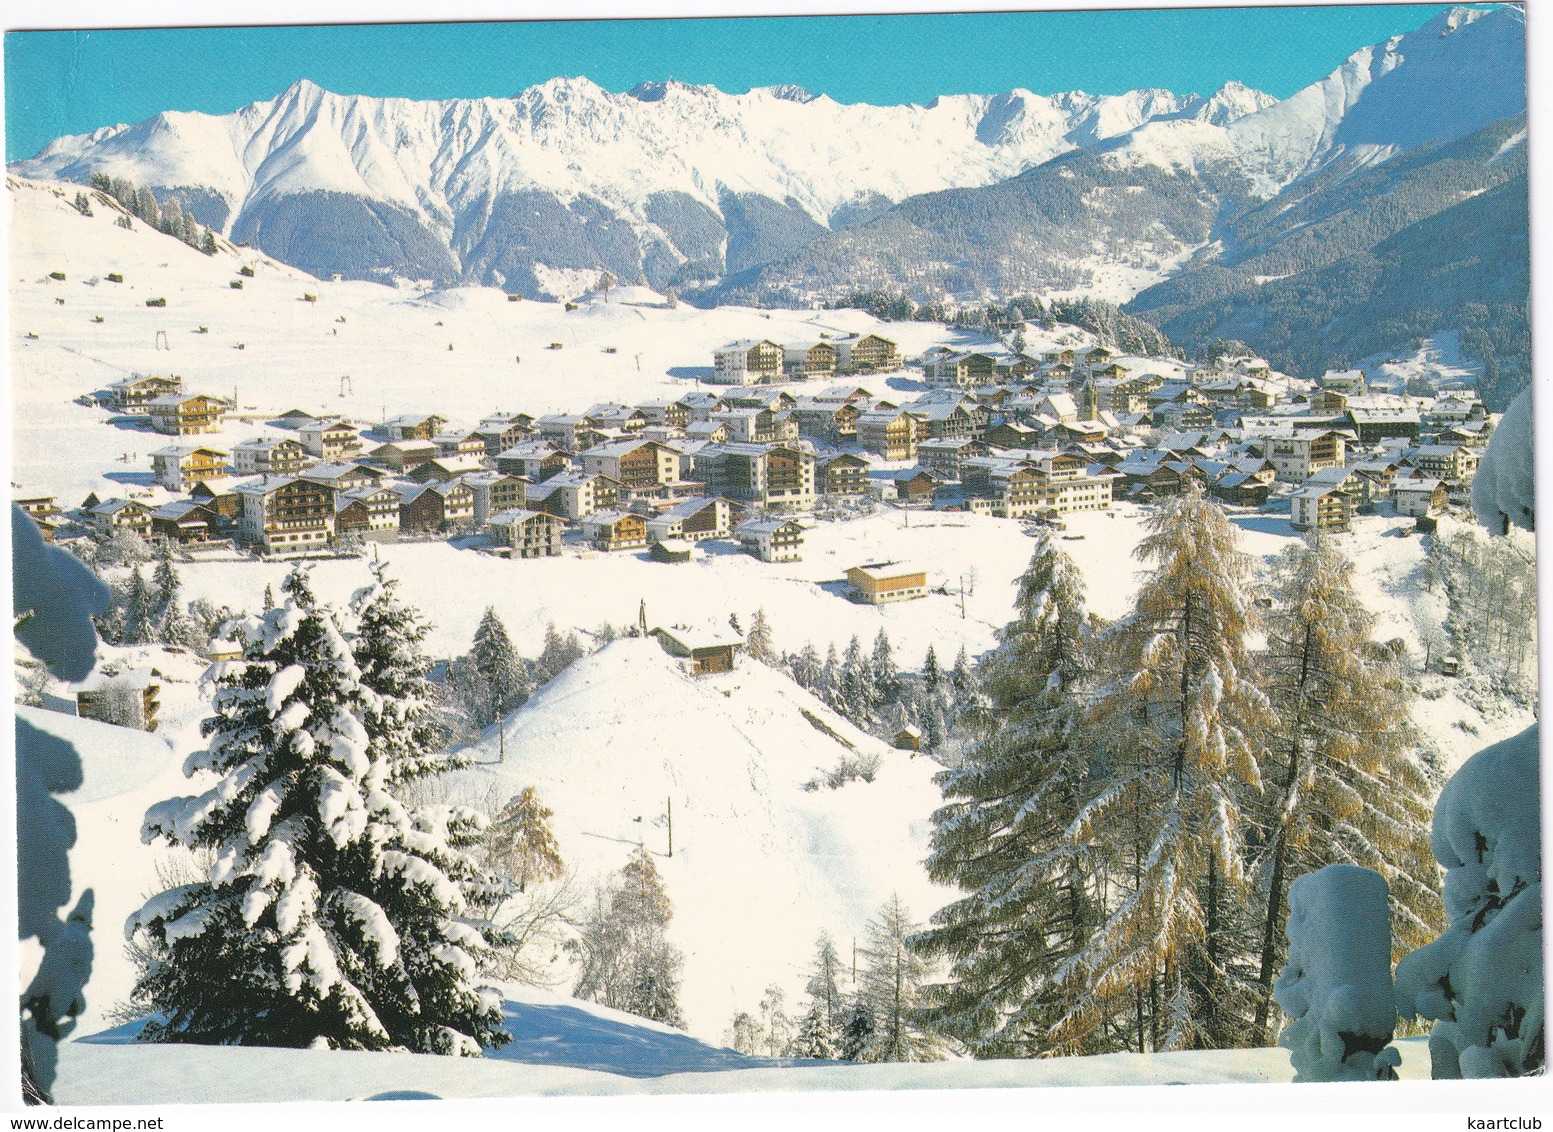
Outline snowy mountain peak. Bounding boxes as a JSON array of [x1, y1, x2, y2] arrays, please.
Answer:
[[759, 84, 820, 104]]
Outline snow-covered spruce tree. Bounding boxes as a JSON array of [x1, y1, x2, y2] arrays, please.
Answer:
[[120, 566, 155, 645], [572, 845, 686, 1028], [349, 563, 464, 788], [1394, 725, 1543, 1078], [800, 932, 847, 1040], [1078, 483, 1272, 1051], [534, 622, 584, 686], [871, 630, 900, 705], [471, 606, 530, 725], [787, 642, 822, 690], [486, 786, 564, 894], [129, 569, 510, 1054], [914, 536, 1107, 1056], [837, 635, 881, 726], [745, 608, 776, 666], [857, 894, 942, 1063], [840, 998, 875, 1062], [1251, 535, 1442, 1042], [795, 999, 838, 1058], [152, 543, 180, 634]]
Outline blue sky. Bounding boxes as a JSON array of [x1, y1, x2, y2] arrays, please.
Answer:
[[4, 4, 1479, 161]]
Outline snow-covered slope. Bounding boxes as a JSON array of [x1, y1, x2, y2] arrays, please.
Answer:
[[448, 638, 945, 1039]]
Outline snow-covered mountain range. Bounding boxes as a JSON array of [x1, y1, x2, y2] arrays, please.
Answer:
[[9, 5, 1525, 306]]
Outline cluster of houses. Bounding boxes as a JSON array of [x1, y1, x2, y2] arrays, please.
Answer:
[[41, 338, 1494, 578]]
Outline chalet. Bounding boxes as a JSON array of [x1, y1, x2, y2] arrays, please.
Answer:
[[384, 414, 448, 442], [923, 351, 998, 388], [1309, 388, 1351, 415], [367, 441, 438, 474], [1264, 430, 1349, 482], [472, 422, 531, 456], [537, 413, 602, 449], [846, 562, 928, 605], [712, 339, 784, 385], [107, 374, 181, 411], [296, 461, 382, 494], [1032, 393, 1079, 422], [333, 497, 377, 542], [397, 480, 475, 533], [680, 391, 728, 421], [1346, 407, 1421, 444], [336, 485, 402, 537], [1290, 485, 1353, 532], [150, 445, 229, 492], [1319, 369, 1369, 396], [581, 510, 649, 552], [648, 539, 694, 564], [694, 444, 816, 512], [274, 409, 318, 429], [235, 476, 335, 553], [1394, 477, 1448, 519], [461, 472, 528, 523], [916, 438, 988, 480], [1210, 472, 1271, 508], [646, 496, 736, 543], [90, 498, 152, 539], [653, 623, 742, 676], [736, 517, 804, 563], [231, 436, 311, 477], [150, 500, 220, 543], [856, 409, 918, 461], [1347, 460, 1401, 504], [983, 422, 1043, 450], [907, 401, 976, 442], [297, 418, 362, 460], [190, 481, 241, 520], [147, 393, 226, 436], [1405, 443, 1479, 483], [637, 399, 693, 430], [75, 668, 161, 731], [791, 399, 860, 445], [582, 439, 682, 488], [406, 455, 488, 484], [890, 468, 940, 505], [817, 452, 872, 496], [835, 334, 900, 374], [494, 440, 572, 483], [584, 403, 652, 433], [783, 340, 838, 379], [685, 420, 733, 444], [432, 431, 490, 459], [526, 471, 621, 520], [893, 726, 922, 752], [486, 508, 564, 558]]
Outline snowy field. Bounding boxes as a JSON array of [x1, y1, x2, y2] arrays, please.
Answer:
[[9, 174, 979, 506]]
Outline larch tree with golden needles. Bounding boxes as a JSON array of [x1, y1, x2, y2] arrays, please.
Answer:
[[1077, 484, 1272, 1051], [1251, 534, 1442, 1042]]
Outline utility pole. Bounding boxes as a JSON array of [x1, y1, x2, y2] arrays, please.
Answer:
[[959, 575, 967, 620], [498, 723, 505, 764], [667, 796, 673, 858]]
